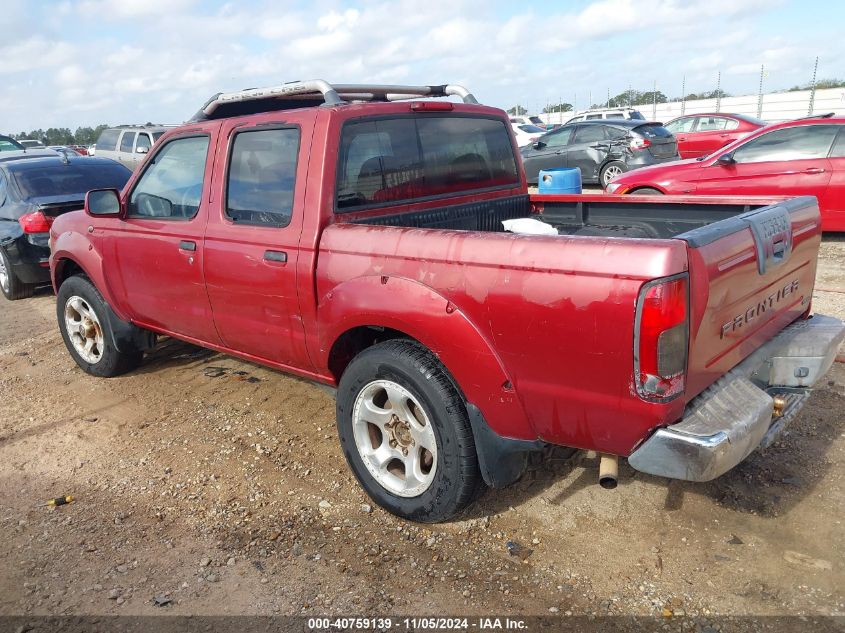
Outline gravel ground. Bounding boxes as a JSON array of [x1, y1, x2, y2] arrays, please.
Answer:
[[0, 237, 842, 623]]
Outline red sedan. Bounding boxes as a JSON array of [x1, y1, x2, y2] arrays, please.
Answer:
[[605, 116, 845, 231], [664, 113, 766, 159]]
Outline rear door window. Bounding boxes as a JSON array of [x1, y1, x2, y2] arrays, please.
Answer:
[[733, 125, 840, 163], [572, 125, 608, 143], [336, 116, 519, 210], [225, 127, 299, 226], [119, 132, 136, 153], [96, 129, 120, 151]]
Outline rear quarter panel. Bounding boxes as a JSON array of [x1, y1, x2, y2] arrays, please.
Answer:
[[316, 224, 690, 455]]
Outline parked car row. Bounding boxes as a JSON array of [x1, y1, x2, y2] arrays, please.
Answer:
[[606, 115, 845, 231]]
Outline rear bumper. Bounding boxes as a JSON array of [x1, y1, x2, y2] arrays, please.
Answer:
[[2, 234, 51, 284], [628, 314, 845, 482]]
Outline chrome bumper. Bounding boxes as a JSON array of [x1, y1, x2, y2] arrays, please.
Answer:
[[628, 314, 845, 482]]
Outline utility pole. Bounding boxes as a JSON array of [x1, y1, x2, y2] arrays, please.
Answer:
[[652, 80, 657, 119], [808, 56, 819, 115], [681, 75, 686, 115], [757, 65, 765, 119], [716, 71, 722, 111]]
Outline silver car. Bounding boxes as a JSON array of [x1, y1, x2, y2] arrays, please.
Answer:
[[93, 125, 169, 169]]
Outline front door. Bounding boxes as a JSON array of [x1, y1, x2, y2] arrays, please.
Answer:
[[694, 124, 836, 199], [104, 129, 222, 344], [524, 125, 573, 182], [202, 116, 313, 370]]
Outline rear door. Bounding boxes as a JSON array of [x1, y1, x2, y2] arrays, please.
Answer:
[[694, 124, 835, 199], [117, 131, 136, 168], [567, 124, 611, 182], [203, 114, 314, 370], [104, 128, 222, 343]]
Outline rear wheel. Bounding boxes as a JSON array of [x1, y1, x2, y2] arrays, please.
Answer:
[[57, 276, 143, 377], [0, 248, 36, 301], [336, 340, 482, 522], [600, 161, 626, 187], [630, 187, 664, 195]]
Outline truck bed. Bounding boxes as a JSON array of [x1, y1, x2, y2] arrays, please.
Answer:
[[327, 193, 822, 455], [349, 193, 784, 240]]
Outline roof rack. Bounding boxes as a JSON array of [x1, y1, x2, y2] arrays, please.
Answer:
[[189, 80, 479, 121]]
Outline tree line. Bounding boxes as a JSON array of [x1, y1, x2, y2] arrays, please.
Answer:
[[508, 77, 844, 115], [7, 125, 111, 146]]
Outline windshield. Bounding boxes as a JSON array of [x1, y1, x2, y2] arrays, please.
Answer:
[[634, 123, 673, 138], [519, 125, 546, 133], [13, 162, 131, 199], [629, 111, 645, 120], [529, 117, 544, 126]]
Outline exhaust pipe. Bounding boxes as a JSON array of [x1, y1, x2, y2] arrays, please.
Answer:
[[599, 454, 618, 489]]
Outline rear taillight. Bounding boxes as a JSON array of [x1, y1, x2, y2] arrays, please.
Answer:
[[19, 210, 54, 234], [629, 137, 651, 151], [635, 274, 689, 401]]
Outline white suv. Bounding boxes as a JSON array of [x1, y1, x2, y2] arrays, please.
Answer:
[[564, 108, 645, 124], [94, 125, 170, 168]]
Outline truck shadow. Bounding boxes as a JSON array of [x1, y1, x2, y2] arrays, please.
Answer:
[[469, 385, 844, 520]]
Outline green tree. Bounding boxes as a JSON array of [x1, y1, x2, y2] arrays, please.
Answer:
[[682, 89, 730, 100], [507, 105, 527, 115], [788, 78, 845, 92], [543, 102, 572, 113]]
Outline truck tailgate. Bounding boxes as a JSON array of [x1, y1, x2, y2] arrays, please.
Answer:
[[680, 196, 822, 401]]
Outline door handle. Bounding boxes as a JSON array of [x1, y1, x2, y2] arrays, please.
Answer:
[[179, 240, 196, 251], [803, 167, 825, 174], [677, 137, 687, 141], [263, 250, 287, 263]]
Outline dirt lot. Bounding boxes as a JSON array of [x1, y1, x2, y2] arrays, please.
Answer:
[[0, 239, 843, 623]]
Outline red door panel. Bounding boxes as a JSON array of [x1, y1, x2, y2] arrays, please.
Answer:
[[203, 115, 314, 370]]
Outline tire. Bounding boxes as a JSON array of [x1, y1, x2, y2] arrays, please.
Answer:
[[0, 248, 36, 301], [629, 187, 664, 195], [56, 275, 143, 377], [336, 340, 482, 523], [600, 161, 626, 187]]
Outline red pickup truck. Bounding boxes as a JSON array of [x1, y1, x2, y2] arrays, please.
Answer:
[[49, 81, 844, 522]]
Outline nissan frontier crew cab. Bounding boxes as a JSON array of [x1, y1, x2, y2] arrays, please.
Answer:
[[49, 80, 845, 522]]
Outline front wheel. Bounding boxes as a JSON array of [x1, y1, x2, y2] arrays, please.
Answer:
[[629, 187, 664, 195], [57, 276, 143, 377], [336, 340, 483, 522]]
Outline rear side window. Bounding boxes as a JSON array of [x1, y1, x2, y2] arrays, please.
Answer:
[[605, 113, 624, 119], [586, 114, 603, 120], [120, 132, 136, 152], [12, 163, 131, 198], [828, 127, 845, 157], [226, 127, 299, 226], [733, 125, 839, 163], [635, 124, 673, 139], [96, 129, 121, 151], [336, 116, 519, 210]]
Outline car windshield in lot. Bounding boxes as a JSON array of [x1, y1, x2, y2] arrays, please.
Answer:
[[519, 125, 546, 133], [11, 162, 131, 198], [634, 123, 673, 138]]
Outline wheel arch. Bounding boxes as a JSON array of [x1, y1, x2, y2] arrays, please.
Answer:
[[318, 275, 535, 443]]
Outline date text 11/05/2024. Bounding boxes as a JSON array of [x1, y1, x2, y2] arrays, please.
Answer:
[[307, 617, 528, 630]]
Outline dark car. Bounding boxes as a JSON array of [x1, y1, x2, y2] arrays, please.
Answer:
[[519, 120, 680, 187], [0, 135, 24, 152], [0, 152, 131, 300]]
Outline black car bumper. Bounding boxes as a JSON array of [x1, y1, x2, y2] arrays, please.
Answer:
[[1, 233, 51, 285]]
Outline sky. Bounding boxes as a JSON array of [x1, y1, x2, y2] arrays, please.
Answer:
[[1, 0, 843, 133]]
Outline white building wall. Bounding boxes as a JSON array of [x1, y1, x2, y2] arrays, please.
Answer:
[[538, 87, 845, 125]]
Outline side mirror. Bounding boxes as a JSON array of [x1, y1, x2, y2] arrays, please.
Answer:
[[716, 152, 735, 166], [533, 140, 546, 150], [136, 146, 149, 154], [85, 188, 121, 217]]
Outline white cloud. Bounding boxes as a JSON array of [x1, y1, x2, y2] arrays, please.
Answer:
[[0, 38, 75, 74], [78, 0, 198, 19]]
